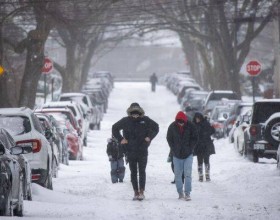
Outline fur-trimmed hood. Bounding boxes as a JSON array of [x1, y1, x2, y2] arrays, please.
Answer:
[[126, 102, 145, 117]]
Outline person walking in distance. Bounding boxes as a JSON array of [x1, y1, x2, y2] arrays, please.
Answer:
[[167, 111, 198, 201], [112, 103, 159, 200], [149, 73, 158, 92], [192, 112, 215, 182]]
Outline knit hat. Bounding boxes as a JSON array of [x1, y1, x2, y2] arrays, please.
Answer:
[[175, 111, 187, 122], [127, 103, 145, 117]]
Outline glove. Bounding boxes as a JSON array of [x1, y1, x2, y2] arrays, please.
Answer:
[[108, 155, 113, 161], [167, 156, 172, 163]]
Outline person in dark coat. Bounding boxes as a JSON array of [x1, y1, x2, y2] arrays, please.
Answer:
[[106, 136, 126, 183], [166, 111, 198, 201], [149, 73, 158, 92], [192, 112, 215, 182], [112, 103, 159, 200]]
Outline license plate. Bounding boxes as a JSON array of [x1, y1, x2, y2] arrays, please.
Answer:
[[254, 144, 265, 150]]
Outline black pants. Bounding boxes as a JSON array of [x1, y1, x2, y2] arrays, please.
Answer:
[[129, 155, 148, 191], [197, 154, 210, 166]]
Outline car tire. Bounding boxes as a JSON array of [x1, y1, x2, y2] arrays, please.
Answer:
[[52, 159, 58, 178], [14, 179, 24, 217], [264, 117, 280, 146], [27, 184, 32, 201], [253, 152, 259, 163], [46, 173, 53, 190], [2, 188, 13, 216], [83, 137, 87, 147], [89, 123, 95, 130]]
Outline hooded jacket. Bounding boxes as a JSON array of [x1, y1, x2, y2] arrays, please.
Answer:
[[192, 112, 215, 156], [112, 103, 159, 158], [167, 111, 198, 159]]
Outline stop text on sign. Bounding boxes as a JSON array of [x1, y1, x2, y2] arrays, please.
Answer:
[[246, 60, 261, 76]]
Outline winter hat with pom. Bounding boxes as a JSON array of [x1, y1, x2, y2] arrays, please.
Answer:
[[175, 111, 187, 122]]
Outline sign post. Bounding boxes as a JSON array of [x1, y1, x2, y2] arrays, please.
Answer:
[[42, 57, 53, 103], [246, 60, 262, 103]]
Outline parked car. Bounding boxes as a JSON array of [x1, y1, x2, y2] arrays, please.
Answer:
[[42, 101, 88, 146], [233, 111, 252, 155], [34, 113, 60, 178], [0, 108, 53, 189], [223, 102, 253, 137], [0, 129, 32, 216], [210, 105, 232, 139], [180, 90, 208, 111], [244, 100, 280, 162], [202, 90, 239, 115], [0, 129, 33, 201], [58, 92, 101, 130]]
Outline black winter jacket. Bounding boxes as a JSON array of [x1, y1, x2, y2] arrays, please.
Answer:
[[166, 121, 198, 159], [106, 139, 125, 160], [193, 113, 215, 156], [112, 116, 159, 158]]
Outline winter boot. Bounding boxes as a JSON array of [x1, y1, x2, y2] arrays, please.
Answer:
[[185, 194, 191, 201], [205, 164, 211, 182], [198, 165, 203, 182], [133, 190, 139, 201], [178, 193, 185, 200], [138, 189, 145, 201]]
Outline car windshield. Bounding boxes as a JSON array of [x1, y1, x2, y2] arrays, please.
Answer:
[[206, 100, 220, 110], [0, 115, 31, 135], [209, 93, 238, 100]]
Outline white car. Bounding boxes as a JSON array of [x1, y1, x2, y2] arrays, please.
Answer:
[[59, 93, 101, 130], [42, 101, 88, 146], [233, 111, 252, 155], [0, 107, 53, 189]]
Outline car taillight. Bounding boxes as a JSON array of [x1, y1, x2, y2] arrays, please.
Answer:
[[16, 139, 42, 153], [32, 174, 41, 181], [249, 126, 257, 136], [213, 122, 223, 129]]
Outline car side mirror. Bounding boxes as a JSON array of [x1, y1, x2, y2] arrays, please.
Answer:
[[0, 144, 5, 155], [223, 113, 228, 119], [45, 129, 53, 140], [10, 146, 24, 155]]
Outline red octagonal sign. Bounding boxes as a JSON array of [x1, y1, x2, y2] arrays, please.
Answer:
[[42, 57, 53, 74], [246, 60, 261, 76]]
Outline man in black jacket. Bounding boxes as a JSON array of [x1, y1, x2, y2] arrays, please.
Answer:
[[167, 111, 198, 201], [112, 103, 159, 201]]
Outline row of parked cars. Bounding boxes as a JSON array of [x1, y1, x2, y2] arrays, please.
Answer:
[[163, 72, 280, 170], [0, 71, 114, 216]]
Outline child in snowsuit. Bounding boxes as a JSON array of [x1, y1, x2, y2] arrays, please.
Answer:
[[106, 137, 126, 183]]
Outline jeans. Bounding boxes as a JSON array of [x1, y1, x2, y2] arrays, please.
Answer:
[[110, 158, 125, 183], [173, 154, 193, 195], [129, 155, 148, 191]]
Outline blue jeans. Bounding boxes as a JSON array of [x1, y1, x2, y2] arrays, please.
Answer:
[[173, 154, 193, 195], [110, 158, 125, 183]]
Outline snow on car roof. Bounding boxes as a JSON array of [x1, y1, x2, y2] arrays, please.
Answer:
[[255, 99, 280, 103], [0, 107, 33, 115]]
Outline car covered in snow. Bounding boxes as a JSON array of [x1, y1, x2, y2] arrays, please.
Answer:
[[244, 100, 280, 162], [0, 108, 54, 189], [0, 129, 32, 216]]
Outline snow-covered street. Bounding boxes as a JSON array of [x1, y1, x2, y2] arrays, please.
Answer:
[[6, 82, 279, 220]]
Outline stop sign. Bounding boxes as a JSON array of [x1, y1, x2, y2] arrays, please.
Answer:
[[246, 60, 261, 76], [42, 57, 53, 74]]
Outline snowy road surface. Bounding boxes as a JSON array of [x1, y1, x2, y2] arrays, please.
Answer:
[[5, 83, 279, 220]]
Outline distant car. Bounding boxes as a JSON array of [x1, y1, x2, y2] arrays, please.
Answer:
[[244, 100, 280, 162], [0, 108, 54, 190], [181, 90, 208, 111], [203, 90, 239, 115], [210, 105, 232, 139], [0, 131, 32, 216]]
